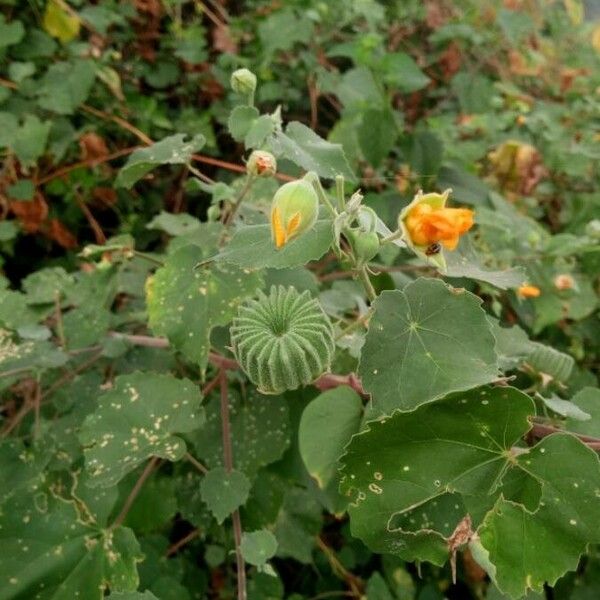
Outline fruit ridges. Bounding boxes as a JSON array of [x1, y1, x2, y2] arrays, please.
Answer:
[[230, 286, 335, 394]]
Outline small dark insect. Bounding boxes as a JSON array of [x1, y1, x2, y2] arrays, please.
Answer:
[[425, 242, 442, 256]]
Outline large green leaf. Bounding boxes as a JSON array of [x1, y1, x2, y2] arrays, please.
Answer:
[[340, 387, 600, 597], [444, 238, 526, 290], [340, 387, 533, 563], [216, 219, 334, 269], [359, 279, 499, 413], [115, 135, 205, 189], [0, 440, 49, 505], [0, 492, 141, 600], [79, 373, 203, 487], [358, 108, 397, 167], [272, 121, 355, 181], [477, 434, 600, 598], [299, 386, 363, 489], [147, 243, 261, 369]]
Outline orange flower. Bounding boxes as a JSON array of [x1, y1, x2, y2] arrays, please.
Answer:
[[517, 284, 541, 298], [404, 202, 474, 251]]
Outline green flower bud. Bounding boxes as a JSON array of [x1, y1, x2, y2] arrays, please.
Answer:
[[585, 219, 600, 240], [271, 180, 318, 249], [246, 150, 277, 177], [231, 286, 335, 394], [230, 68, 257, 96], [207, 205, 221, 222], [347, 230, 380, 266]]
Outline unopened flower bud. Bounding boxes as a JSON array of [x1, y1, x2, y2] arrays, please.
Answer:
[[230, 68, 257, 96], [346, 190, 363, 213], [554, 274, 575, 291], [271, 180, 318, 249], [246, 150, 277, 177], [586, 219, 600, 240], [207, 205, 221, 222], [347, 230, 380, 266]]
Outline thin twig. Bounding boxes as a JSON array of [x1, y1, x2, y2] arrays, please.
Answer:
[[81, 105, 153, 145], [224, 175, 254, 226], [219, 369, 247, 600], [54, 290, 66, 349], [531, 422, 600, 450], [41, 350, 105, 401], [33, 379, 41, 440], [36, 146, 140, 185], [192, 154, 295, 182], [110, 457, 161, 530], [1, 398, 32, 437], [316, 537, 363, 597], [195, 0, 225, 28], [166, 528, 201, 556], [185, 452, 208, 475], [75, 193, 106, 244], [132, 251, 165, 267]]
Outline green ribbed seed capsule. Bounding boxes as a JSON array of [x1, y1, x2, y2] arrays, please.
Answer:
[[230, 286, 335, 394]]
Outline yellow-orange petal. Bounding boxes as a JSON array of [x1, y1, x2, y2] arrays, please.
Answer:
[[286, 211, 301, 239], [441, 235, 460, 251], [517, 284, 541, 298], [272, 206, 287, 249]]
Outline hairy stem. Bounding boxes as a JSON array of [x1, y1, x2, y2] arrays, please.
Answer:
[[219, 369, 247, 600], [358, 267, 377, 302], [224, 175, 254, 226]]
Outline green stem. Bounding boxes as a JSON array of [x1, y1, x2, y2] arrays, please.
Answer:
[[381, 229, 404, 244], [335, 175, 345, 211], [219, 370, 247, 600], [133, 251, 165, 267], [224, 175, 254, 226], [358, 267, 377, 302], [335, 310, 372, 340], [306, 172, 337, 218]]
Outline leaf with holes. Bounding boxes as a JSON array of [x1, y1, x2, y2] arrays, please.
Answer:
[[0, 492, 141, 599], [147, 242, 261, 369], [359, 278, 499, 413], [79, 373, 203, 487], [340, 386, 600, 597], [340, 387, 534, 564], [476, 434, 600, 598]]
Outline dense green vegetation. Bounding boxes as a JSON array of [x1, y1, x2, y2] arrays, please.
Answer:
[[0, 1, 599, 599]]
